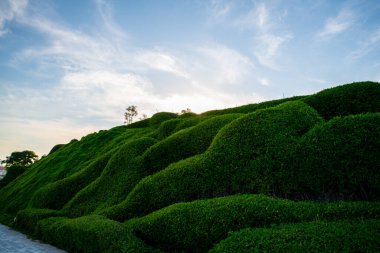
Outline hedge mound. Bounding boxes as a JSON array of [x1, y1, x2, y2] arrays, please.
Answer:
[[209, 219, 380, 253], [303, 81, 380, 119], [129, 194, 380, 252], [62, 137, 157, 217], [36, 215, 162, 253], [0, 166, 26, 190], [103, 101, 322, 220], [142, 114, 241, 173], [149, 112, 178, 126], [286, 113, 380, 200], [29, 153, 111, 210]]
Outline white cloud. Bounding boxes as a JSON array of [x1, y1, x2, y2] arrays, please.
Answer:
[[317, 9, 354, 39], [258, 77, 270, 86], [234, 3, 268, 30], [208, 0, 232, 18], [254, 33, 293, 69], [0, 0, 28, 36], [348, 27, 380, 59]]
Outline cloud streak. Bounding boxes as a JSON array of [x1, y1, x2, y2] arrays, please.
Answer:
[[0, 0, 28, 36], [317, 9, 354, 39]]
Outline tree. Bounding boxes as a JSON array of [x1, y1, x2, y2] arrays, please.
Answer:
[[180, 108, 192, 114], [139, 114, 148, 121], [1, 150, 39, 168], [124, 105, 138, 124]]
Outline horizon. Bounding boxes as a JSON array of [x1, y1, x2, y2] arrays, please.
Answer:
[[1, 0, 380, 159]]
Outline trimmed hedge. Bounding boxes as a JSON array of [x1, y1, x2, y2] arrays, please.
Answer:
[[202, 96, 306, 116], [63, 137, 157, 217], [36, 215, 162, 253], [29, 153, 111, 210], [14, 208, 63, 233], [0, 166, 26, 190], [286, 113, 380, 200], [48, 144, 65, 155], [149, 112, 178, 126], [103, 101, 323, 220], [209, 219, 380, 253], [142, 114, 241, 173], [303, 81, 380, 119], [129, 194, 380, 252]]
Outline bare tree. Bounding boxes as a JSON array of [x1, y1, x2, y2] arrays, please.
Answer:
[[124, 105, 138, 124]]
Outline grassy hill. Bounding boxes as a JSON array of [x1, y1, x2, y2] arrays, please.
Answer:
[[0, 81, 379, 252]]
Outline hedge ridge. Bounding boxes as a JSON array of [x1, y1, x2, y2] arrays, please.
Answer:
[[103, 101, 323, 220], [129, 194, 380, 252], [209, 219, 380, 253], [36, 215, 162, 253], [63, 137, 157, 217]]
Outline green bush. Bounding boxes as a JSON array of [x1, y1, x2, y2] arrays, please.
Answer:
[[62, 137, 157, 217], [129, 194, 380, 252], [29, 153, 111, 210], [0, 166, 26, 189], [209, 219, 380, 253], [202, 96, 306, 116], [142, 114, 241, 173], [303, 81, 380, 119], [103, 101, 322, 220], [14, 208, 63, 233], [149, 112, 178, 126], [152, 118, 183, 140], [48, 144, 65, 155], [36, 215, 162, 253], [286, 113, 380, 200]]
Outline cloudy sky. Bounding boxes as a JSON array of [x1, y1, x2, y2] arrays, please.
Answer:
[[1, 0, 380, 159]]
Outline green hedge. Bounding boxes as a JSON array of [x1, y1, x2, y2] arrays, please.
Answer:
[[209, 219, 380, 253], [303, 81, 380, 119], [142, 114, 241, 173], [0, 166, 26, 190], [149, 112, 178, 126], [29, 153, 111, 210], [63, 137, 157, 217], [286, 113, 380, 200], [36, 215, 162, 253], [129, 194, 380, 252], [14, 208, 63, 233], [103, 101, 322, 220]]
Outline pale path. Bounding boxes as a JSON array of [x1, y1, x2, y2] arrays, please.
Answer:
[[0, 224, 66, 253]]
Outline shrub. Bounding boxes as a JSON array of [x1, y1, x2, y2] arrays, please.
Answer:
[[142, 114, 241, 173], [103, 101, 322, 220], [286, 113, 380, 200], [0, 166, 26, 190], [29, 153, 111, 210], [36, 215, 162, 253], [149, 112, 178, 126], [209, 219, 380, 253], [14, 208, 63, 233], [62, 137, 157, 217], [48, 144, 65, 155], [202, 96, 306, 116], [129, 194, 380, 253], [303, 81, 380, 119], [152, 118, 183, 140]]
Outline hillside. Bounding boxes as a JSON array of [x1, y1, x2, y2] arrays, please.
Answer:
[[0, 81, 379, 252]]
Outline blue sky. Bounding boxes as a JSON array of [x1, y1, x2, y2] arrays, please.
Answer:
[[1, 0, 380, 159]]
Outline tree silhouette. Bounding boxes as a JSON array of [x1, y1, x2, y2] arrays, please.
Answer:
[[124, 105, 138, 124]]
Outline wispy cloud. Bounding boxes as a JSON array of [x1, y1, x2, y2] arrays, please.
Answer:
[[317, 9, 354, 39], [0, 0, 28, 36], [349, 27, 380, 59], [234, 2, 268, 31], [208, 0, 232, 18]]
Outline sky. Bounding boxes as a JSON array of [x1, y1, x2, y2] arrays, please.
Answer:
[[0, 0, 380, 159]]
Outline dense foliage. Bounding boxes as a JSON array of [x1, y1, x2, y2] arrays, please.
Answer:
[[0, 81, 379, 253]]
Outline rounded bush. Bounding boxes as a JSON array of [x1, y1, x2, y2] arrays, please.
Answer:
[[104, 101, 323, 220], [149, 112, 178, 126], [142, 114, 241, 173], [129, 194, 380, 252], [303, 81, 380, 119], [48, 144, 65, 155], [0, 166, 26, 190], [286, 113, 380, 200], [209, 219, 380, 253], [63, 137, 157, 217]]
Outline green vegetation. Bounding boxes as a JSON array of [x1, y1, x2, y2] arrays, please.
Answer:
[[209, 219, 380, 253], [129, 194, 380, 252], [0, 81, 378, 252], [0, 166, 27, 190]]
